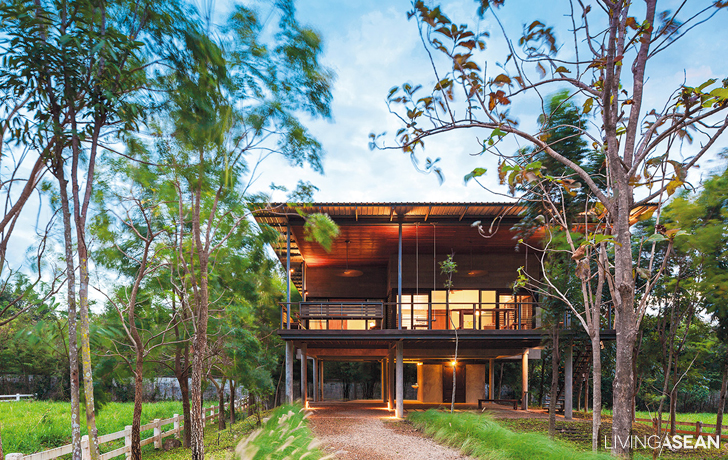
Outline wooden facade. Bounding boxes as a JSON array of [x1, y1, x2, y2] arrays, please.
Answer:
[[253, 202, 608, 417]]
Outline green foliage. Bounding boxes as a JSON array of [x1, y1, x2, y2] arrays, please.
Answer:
[[1, 401, 182, 454], [408, 409, 613, 459], [234, 404, 321, 460], [303, 213, 339, 252], [439, 253, 457, 290]]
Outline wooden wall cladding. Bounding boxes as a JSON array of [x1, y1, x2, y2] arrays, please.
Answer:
[[306, 265, 388, 298], [387, 253, 541, 291]]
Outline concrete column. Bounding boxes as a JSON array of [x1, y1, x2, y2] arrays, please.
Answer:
[[521, 350, 529, 410], [285, 341, 294, 404], [319, 360, 324, 401], [489, 358, 495, 400], [301, 344, 308, 408], [312, 358, 319, 403], [381, 359, 386, 403], [565, 346, 573, 420], [388, 351, 394, 411], [396, 341, 404, 418]]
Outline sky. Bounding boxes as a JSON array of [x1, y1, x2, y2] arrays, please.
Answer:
[[5, 0, 728, 305], [233, 0, 728, 204]]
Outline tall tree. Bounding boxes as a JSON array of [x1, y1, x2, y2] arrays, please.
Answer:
[[375, 2, 728, 455]]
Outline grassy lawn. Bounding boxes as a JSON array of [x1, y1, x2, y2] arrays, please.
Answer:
[[601, 410, 724, 434], [145, 411, 265, 460], [1, 400, 183, 455], [408, 409, 615, 460]]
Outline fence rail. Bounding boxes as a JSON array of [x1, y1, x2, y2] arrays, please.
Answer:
[[634, 417, 728, 440], [0, 393, 34, 402], [6, 397, 249, 460]]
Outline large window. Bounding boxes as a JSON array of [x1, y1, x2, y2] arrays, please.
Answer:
[[402, 290, 534, 330]]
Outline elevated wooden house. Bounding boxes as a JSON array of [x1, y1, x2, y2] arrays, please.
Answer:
[[253, 202, 614, 417]]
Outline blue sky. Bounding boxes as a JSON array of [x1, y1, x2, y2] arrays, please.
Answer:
[[242, 0, 728, 203]]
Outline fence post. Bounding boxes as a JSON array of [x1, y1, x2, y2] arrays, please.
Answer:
[[696, 421, 703, 437], [6, 454, 23, 460], [173, 414, 180, 439], [153, 418, 162, 449], [81, 435, 91, 460], [124, 425, 132, 459], [15, 393, 20, 401]]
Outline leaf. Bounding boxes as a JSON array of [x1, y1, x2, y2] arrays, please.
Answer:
[[493, 74, 512, 86], [710, 87, 728, 100], [536, 62, 546, 79], [554, 66, 570, 74], [626, 17, 640, 30], [464, 167, 487, 183], [666, 178, 684, 196], [645, 233, 667, 243], [637, 208, 655, 221], [636, 267, 650, 279], [571, 245, 586, 260], [697, 78, 717, 92], [583, 98, 594, 114]]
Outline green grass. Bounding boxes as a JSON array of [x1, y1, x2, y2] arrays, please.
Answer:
[[234, 404, 322, 460], [1, 400, 183, 455], [408, 409, 616, 460], [602, 410, 724, 434], [145, 411, 264, 460]]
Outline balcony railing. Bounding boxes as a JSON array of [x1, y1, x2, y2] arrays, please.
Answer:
[[280, 300, 539, 331]]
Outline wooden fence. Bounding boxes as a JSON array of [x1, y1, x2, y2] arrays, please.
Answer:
[[5, 397, 249, 460], [634, 417, 728, 440]]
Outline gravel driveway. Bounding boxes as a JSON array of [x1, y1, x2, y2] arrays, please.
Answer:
[[307, 402, 470, 460]]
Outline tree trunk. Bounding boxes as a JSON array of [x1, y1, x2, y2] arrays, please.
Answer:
[[548, 328, 560, 439], [179, 374, 192, 448], [716, 363, 728, 439], [612, 293, 637, 457], [229, 380, 236, 425], [56, 159, 82, 460], [591, 335, 601, 452], [218, 379, 226, 430], [538, 354, 547, 406], [131, 354, 144, 460], [190, 334, 206, 460]]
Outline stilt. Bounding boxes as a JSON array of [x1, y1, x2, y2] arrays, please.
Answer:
[[521, 350, 529, 410], [285, 341, 294, 404], [489, 358, 495, 400], [388, 350, 394, 411], [381, 359, 386, 403], [565, 346, 573, 420], [396, 341, 404, 418], [312, 358, 318, 403], [301, 344, 308, 408], [319, 360, 324, 401]]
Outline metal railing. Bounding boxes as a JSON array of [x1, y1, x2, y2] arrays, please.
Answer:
[[280, 300, 539, 331]]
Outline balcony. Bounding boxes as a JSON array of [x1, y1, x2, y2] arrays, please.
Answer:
[[280, 299, 539, 331]]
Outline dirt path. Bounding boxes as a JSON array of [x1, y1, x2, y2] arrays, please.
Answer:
[[307, 402, 470, 460]]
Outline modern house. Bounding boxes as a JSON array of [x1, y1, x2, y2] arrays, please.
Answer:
[[253, 202, 616, 417]]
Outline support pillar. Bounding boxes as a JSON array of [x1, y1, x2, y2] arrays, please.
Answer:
[[319, 360, 324, 401], [285, 341, 294, 404], [301, 344, 308, 408], [565, 345, 573, 420], [312, 358, 319, 403], [381, 359, 386, 403], [396, 341, 404, 418], [521, 350, 529, 410], [388, 351, 394, 411], [489, 358, 495, 400]]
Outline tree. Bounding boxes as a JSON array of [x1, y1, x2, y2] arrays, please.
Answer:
[[0, 1, 186, 457], [666, 157, 728, 437], [375, 2, 728, 455], [144, 3, 335, 457]]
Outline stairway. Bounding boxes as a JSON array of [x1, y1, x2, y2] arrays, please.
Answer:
[[544, 345, 591, 412]]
